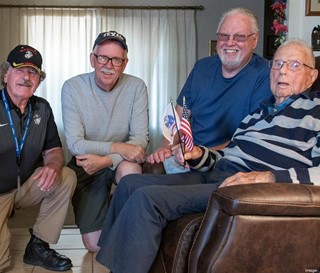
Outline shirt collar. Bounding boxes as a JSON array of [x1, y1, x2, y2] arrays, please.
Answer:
[[261, 88, 312, 110], [1, 87, 35, 112], [260, 88, 312, 120]]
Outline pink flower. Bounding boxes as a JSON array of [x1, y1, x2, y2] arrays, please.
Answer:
[[271, 2, 286, 11], [270, 0, 288, 46], [271, 20, 288, 35]]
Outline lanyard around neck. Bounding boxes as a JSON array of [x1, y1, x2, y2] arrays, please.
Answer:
[[1, 89, 32, 166]]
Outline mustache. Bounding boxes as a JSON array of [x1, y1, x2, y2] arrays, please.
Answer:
[[18, 80, 33, 87], [101, 68, 115, 75]]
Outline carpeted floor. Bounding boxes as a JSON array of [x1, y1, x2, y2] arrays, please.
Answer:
[[8, 203, 76, 228]]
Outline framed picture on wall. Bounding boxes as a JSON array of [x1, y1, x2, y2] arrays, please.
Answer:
[[209, 40, 217, 56], [305, 0, 320, 16]]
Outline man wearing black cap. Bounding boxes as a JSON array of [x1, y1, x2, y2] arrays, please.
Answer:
[[61, 31, 149, 252], [0, 45, 77, 272]]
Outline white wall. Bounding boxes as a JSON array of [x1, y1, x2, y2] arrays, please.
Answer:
[[0, 0, 265, 59], [288, 0, 320, 57]]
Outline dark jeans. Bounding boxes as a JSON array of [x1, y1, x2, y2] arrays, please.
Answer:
[[96, 171, 220, 273]]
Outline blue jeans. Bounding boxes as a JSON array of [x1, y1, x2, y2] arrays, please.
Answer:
[[96, 171, 220, 273]]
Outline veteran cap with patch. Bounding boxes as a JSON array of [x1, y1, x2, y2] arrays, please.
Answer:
[[7, 45, 44, 75], [93, 31, 128, 51]]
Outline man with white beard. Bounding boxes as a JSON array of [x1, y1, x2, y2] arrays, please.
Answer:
[[147, 7, 271, 173]]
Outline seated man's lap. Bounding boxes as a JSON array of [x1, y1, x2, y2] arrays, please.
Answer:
[[68, 158, 115, 234], [114, 171, 212, 208]]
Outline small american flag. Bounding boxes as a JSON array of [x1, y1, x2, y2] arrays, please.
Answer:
[[180, 96, 194, 150]]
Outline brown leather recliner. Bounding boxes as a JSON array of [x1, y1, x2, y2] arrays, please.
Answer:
[[149, 182, 320, 273], [147, 56, 320, 273]]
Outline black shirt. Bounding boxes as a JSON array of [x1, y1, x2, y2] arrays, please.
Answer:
[[0, 88, 62, 193]]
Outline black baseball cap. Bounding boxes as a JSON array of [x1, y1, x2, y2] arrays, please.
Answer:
[[7, 45, 44, 76], [92, 31, 128, 51]]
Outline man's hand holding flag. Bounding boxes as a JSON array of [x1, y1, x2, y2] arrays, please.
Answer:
[[161, 96, 193, 170], [180, 96, 194, 151]]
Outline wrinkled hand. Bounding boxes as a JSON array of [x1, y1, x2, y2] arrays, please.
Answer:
[[171, 144, 188, 166], [183, 145, 203, 161], [219, 171, 276, 188], [76, 154, 110, 175], [111, 143, 146, 164], [147, 147, 172, 164], [32, 165, 60, 191], [171, 144, 204, 167]]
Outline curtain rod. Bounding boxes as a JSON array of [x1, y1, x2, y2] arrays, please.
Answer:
[[0, 5, 204, 10]]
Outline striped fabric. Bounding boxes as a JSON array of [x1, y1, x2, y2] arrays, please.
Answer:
[[180, 97, 194, 151], [189, 90, 320, 185]]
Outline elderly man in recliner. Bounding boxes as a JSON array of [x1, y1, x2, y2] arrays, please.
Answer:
[[96, 39, 319, 273]]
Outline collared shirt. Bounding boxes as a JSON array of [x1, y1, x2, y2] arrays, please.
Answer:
[[0, 88, 62, 193]]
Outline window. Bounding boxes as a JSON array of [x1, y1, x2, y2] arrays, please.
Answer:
[[0, 7, 196, 157]]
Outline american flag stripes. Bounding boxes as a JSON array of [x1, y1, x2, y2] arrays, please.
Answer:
[[180, 96, 194, 150]]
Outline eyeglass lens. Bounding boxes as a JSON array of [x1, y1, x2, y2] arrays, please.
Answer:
[[216, 33, 253, 42]]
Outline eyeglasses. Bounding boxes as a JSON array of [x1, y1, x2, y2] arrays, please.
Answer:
[[93, 53, 126, 67], [269, 59, 314, 72], [216, 33, 255, 43]]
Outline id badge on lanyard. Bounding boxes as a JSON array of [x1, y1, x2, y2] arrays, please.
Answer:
[[2, 89, 32, 190]]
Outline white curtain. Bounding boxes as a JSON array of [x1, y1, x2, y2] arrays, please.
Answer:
[[0, 7, 196, 159]]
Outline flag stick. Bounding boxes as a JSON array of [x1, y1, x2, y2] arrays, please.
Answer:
[[170, 98, 186, 166]]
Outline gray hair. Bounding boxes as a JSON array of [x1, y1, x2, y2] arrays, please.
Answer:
[[0, 61, 46, 86], [217, 7, 259, 34], [0, 62, 10, 87], [276, 38, 315, 68]]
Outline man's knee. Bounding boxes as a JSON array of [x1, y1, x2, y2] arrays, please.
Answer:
[[116, 173, 147, 192], [115, 161, 142, 183], [82, 231, 101, 253], [60, 167, 77, 192], [115, 174, 138, 195], [111, 173, 151, 207]]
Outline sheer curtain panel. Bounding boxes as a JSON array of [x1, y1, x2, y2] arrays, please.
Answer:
[[0, 7, 196, 158]]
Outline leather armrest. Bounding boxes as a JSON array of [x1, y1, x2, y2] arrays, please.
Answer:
[[189, 183, 320, 273], [149, 213, 203, 273], [212, 183, 320, 216]]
